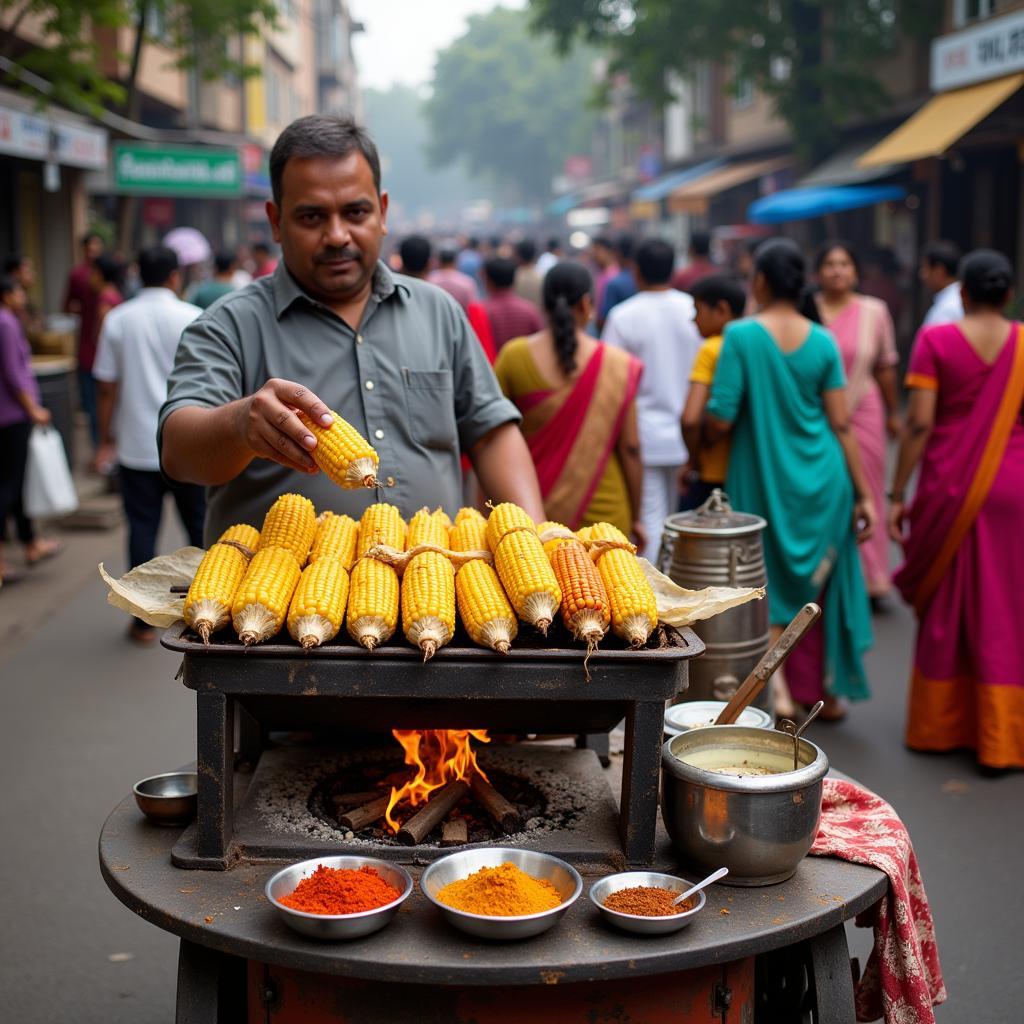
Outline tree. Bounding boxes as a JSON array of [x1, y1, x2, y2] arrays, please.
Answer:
[[528, 0, 940, 162], [424, 6, 598, 203]]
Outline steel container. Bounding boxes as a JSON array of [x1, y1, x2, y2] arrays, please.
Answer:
[[660, 490, 771, 712], [661, 726, 828, 887], [589, 870, 707, 935], [133, 772, 198, 826]]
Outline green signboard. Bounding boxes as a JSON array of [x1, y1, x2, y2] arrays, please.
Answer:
[[113, 143, 242, 197]]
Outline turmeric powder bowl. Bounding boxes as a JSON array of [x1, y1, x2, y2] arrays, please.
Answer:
[[420, 848, 583, 940], [266, 856, 414, 940]]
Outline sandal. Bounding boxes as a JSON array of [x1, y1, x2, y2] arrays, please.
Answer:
[[25, 539, 64, 566]]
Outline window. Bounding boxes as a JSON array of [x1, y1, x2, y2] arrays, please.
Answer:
[[145, 5, 170, 42], [266, 65, 281, 124], [954, 0, 994, 27], [732, 72, 754, 110]]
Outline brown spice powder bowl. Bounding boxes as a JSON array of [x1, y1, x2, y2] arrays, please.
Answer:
[[589, 871, 707, 935]]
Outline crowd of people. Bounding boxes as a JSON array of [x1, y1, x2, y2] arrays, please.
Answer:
[[0, 110, 1020, 772]]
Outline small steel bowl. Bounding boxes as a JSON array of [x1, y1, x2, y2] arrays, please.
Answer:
[[589, 871, 707, 935], [420, 847, 582, 940], [265, 856, 413, 941], [664, 701, 773, 738], [132, 772, 198, 826]]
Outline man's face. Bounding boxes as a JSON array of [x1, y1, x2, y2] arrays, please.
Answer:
[[918, 260, 946, 294], [693, 299, 726, 340], [267, 153, 388, 305], [84, 237, 103, 263]]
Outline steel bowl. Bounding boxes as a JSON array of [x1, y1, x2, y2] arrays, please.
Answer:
[[589, 871, 707, 935], [420, 847, 582, 940], [664, 701, 773, 737], [132, 772, 198, 826], [661, 726, 828, 887], [265, 856, 414, 941]]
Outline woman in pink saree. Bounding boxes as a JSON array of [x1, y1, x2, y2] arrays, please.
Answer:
[[890, 250, 1024, 769], [494, 261, 644, 542], [816, 242, 901, 602]]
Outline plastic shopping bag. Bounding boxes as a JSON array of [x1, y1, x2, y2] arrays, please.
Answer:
[[23, 426, 79, 519]]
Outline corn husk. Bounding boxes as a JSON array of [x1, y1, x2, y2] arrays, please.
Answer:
[[99, 547, 204, 627], [639, 558, 764, 627]]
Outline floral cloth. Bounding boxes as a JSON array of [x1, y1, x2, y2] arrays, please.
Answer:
[[810, 779, 946, 1023]]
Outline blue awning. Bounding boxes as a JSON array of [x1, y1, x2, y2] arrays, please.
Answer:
[[631, 158, 726, 203], [747, 184, 907, 224], [546, 191, 585, 216]]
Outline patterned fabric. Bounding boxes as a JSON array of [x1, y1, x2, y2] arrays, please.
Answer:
[[810, 779, 946, 1024]]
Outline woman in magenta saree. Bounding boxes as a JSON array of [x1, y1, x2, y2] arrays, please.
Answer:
[[890, 250, 1024, 769], [494, 262, 643, 539]]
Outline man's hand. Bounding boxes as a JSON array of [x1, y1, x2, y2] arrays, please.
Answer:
[[236, 379, 335, 475]]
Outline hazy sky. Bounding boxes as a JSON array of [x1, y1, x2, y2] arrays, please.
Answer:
[[350, 0, 526, 92]]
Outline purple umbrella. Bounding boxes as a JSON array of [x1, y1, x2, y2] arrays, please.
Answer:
[[163, 227, 212, 267]]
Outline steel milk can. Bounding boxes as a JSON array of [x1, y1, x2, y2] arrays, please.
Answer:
[[659, 490, 771, 712]]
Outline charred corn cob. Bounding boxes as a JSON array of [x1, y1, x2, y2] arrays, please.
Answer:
[[298, 409, 379, 489], [231, 547, 301, 645], [346, 503, 406, 650], [549, 539, 610, 649], [308, 512, 359, 569], [485, 502, 536, 553], [257, 493, 316, 566], [184, 523, 259, 643], [287, 557, 350, 649], [578, 522, 658, 647], [493, 528, 562, 635], [402, 508, 456, 660], [451, 508, 517, 654]]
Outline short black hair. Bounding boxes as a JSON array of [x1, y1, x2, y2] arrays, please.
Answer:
[[3, 255, 23, 275], [613, 234, 635, 261], [0, 274, 19, 299], [95, 253, 126, 288], [488, 235, 502, 250], [690, 274, 747, 318], [515, 238, 537, 264], [399, 235, 432, 274], [634, 238, 675, 285], [214, 250, 235, 274], [591, 235, 613, 251], [483, 256, 516, 290], [438, 245, 458, 265], [270, 114, 381, 206], [466, 237, 479, 249], [138, 246, 179, 288], [922, 240, 961, 277], [960, 248, 1013, 307], [689, 231, 711, 257], [252, 241, 271, 257], [81, 231, 102, 247], [546, 236, 560, 252]]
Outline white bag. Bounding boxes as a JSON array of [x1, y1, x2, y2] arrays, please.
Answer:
[[23, 426, 79, 519]]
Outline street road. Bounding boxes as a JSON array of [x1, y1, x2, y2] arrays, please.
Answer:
[[0, 520, 1020, 1021]]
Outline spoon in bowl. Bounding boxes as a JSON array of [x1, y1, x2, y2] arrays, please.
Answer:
[[778, 700, 825, 770], [673, 866, 729, 906]]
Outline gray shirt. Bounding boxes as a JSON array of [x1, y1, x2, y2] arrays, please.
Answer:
[[159, 261, 519, 544]]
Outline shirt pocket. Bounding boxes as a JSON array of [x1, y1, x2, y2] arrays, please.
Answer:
[[402, 368, 458, 451]]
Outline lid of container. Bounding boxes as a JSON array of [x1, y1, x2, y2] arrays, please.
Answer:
[[663, 489, 766, 537]]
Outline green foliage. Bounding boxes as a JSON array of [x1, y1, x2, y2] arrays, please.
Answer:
[[424, 5, 598, 202], [528, 0, 941, 161]]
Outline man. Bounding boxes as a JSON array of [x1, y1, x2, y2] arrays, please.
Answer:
[[919, 240, 963, 327], [63, 231, 104, 450], [590, 236, 619, 320], [597, 234, 637, 332], [481, 256, 544, 352], [603, 238, 702, 561], [159, 114, 543, 543], [398, 235, 431, 280], [252, 241, 278, 279], [192, 251, 239, 310], [513, 238, 543, 309], [534, 237, 562, 278], [93, 247, 204, 644], [456, 236, 483, 290], [3, 254, 42, 338], [672, 230, 716, 292], [428, 244, 477, 311]]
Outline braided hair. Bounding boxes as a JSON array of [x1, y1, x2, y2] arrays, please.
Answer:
[[542, 261, 592, 376]]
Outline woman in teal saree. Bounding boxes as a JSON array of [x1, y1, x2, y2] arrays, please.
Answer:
[[706, 239, 875, 719]]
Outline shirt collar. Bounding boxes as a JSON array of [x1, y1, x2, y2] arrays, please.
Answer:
[[936, 281, 961, 302], [272, 260, 409, 319]]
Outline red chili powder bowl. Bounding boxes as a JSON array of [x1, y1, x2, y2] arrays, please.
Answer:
[[277, 864, 401, 916]]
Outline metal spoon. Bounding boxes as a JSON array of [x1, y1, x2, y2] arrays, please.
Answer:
[[779, 700, 824, 770], [673, 866, 729, 906]]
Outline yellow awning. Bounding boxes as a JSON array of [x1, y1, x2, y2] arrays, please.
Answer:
[[629, 200, 660, 221], [859, 73, 1024, 168], [667, 157, 792, 215]]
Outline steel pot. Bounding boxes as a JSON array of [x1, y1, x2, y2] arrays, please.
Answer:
[[661, 726, 828, 886]]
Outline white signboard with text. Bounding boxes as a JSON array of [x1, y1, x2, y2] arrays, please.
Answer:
[[0, 104, 107, 169], [932, 9, 1024, 92]]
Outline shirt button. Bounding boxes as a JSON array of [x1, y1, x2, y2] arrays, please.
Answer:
[[356, 334, 364, 344], [374, 429, 384, 440], [365, 380, 374, 391]]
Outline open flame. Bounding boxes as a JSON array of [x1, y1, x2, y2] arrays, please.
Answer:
[[384, 729, 490, 832]]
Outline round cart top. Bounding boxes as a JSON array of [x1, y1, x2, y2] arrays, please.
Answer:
[[100, 793, 886, 986]]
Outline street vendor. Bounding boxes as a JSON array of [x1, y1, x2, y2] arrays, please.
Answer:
[[159, 115, 544, 543]]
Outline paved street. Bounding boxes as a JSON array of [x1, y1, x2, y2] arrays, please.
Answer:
[[1, 517, 1021, 1022]]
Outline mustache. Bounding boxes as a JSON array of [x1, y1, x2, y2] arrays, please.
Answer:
[[314, 247, 362, 264]]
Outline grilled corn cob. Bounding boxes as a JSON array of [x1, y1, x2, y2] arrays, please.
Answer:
[[346, 503, 406, 650], [549, 539, 610, 649], [308, 512, 359, 569], [451, 508, 517, 654], [493, 527, 562, 635], [287, 557, 350, 649], [231, 547, 302, 645], [184, 523, 259, 643], [257, 493, 316, 566], [578, 522, 658, 647], [485, 502, 536, 553], [298, 409, 379, 489], [401, 508, 456, 660]]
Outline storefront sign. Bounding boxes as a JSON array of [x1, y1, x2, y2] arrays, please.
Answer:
[[113, 143, 242, 197], [243, 143, 271, 194], [0, 103, 107, 169], [932, 9, 1024, 91]]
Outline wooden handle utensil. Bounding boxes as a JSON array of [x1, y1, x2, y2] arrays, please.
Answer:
[[714, 603, 821, 725]]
